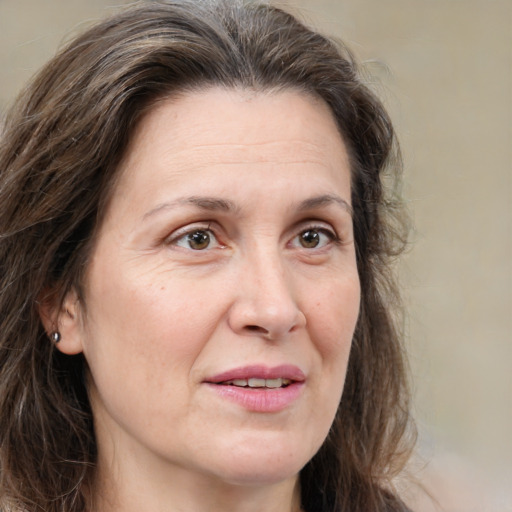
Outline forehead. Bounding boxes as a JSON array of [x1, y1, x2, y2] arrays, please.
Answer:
[[111, 87, 351, 208], [134, 86, 343, 143]]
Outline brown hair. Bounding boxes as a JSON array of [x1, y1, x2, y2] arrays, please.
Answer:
[[0, 1, 415, 510]]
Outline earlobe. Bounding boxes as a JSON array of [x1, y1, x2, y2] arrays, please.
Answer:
[[38, 288, 85, 355]]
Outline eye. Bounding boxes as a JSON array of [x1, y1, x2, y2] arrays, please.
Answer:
[[173, 228, 220, 251], [291, 227, 337, 249]]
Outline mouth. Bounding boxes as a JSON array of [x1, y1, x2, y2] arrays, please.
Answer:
[[218, 377, 293, 389], [204, 365, 305, 412], [205, 364, 305, 388]]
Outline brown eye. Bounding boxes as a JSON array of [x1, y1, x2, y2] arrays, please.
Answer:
[[291, 227, 336, 250], [173, 229, 220, 251], [299, 229, 320, 248], [186, 230, 211, 250]]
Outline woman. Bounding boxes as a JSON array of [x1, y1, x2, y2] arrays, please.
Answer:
[[0, 1, 415, 511]]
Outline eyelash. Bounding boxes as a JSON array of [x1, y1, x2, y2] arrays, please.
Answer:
[[165, 222, 340, 251], [290, 225, 340, 250], [165, 223, 220, 250]]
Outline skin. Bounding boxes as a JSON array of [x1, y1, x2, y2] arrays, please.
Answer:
[[51, 88, 361, 512]]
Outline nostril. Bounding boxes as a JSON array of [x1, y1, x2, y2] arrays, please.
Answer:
[[245, 325, 268, 334]]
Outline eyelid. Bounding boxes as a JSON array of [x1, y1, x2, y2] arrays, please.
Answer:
[[288, 222, 340, 249], [164, 222, 219, 247], [295, 219, 339, 238]]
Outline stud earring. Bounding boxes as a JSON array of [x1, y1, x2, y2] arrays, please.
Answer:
[[51, 331, 61, 343]]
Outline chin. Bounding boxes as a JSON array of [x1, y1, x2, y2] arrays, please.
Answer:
[[214, 461, 303, 488], [201, 439, 312, 487]]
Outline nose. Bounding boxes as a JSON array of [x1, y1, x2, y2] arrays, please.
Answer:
[[227, 251, 306, 340]]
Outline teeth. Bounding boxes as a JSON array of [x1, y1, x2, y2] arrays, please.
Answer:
[[224, 378, 291, 388], [265, 378, 282, 388], [248, 378, 266, 388]]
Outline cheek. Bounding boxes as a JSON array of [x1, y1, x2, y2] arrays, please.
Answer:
[[81, 263, 224, 393], [88, 254, 216, 333], [309, 272, 360, 408], [297, 273, 360, 453], [309, 273, 360, 357], [80, 272, 228, 434]]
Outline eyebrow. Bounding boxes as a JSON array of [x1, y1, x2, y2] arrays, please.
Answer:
[[143, 196, 238, 221], [142, 193, 352, 221], [297, 194, 353, 217]]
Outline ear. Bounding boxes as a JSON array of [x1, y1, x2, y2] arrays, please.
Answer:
[[38, 288, 84, 355]]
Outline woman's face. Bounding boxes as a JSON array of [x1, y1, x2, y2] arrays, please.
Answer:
[[63, 88, 360, 489]]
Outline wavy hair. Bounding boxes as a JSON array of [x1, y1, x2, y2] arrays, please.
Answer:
[[0, 1, 415, 510]]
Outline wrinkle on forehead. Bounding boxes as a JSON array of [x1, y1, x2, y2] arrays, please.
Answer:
[[123, 87, 347, 162], [112, 87, 351, 212]]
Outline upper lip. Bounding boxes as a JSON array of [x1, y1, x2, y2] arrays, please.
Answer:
[[205, 365, 306, 384]]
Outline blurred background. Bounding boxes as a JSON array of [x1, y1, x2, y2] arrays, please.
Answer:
[[1, 1, 510, 510]]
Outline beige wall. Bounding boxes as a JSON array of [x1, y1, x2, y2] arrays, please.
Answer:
[[1, 1, 511, 510]]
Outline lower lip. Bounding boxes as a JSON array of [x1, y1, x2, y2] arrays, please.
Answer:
[[205, 382, 304, 413]]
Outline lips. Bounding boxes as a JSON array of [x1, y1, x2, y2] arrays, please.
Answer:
[[206, 365, 306, 386], [222, 377, 292, 389], [204, 365, 306, 412]]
